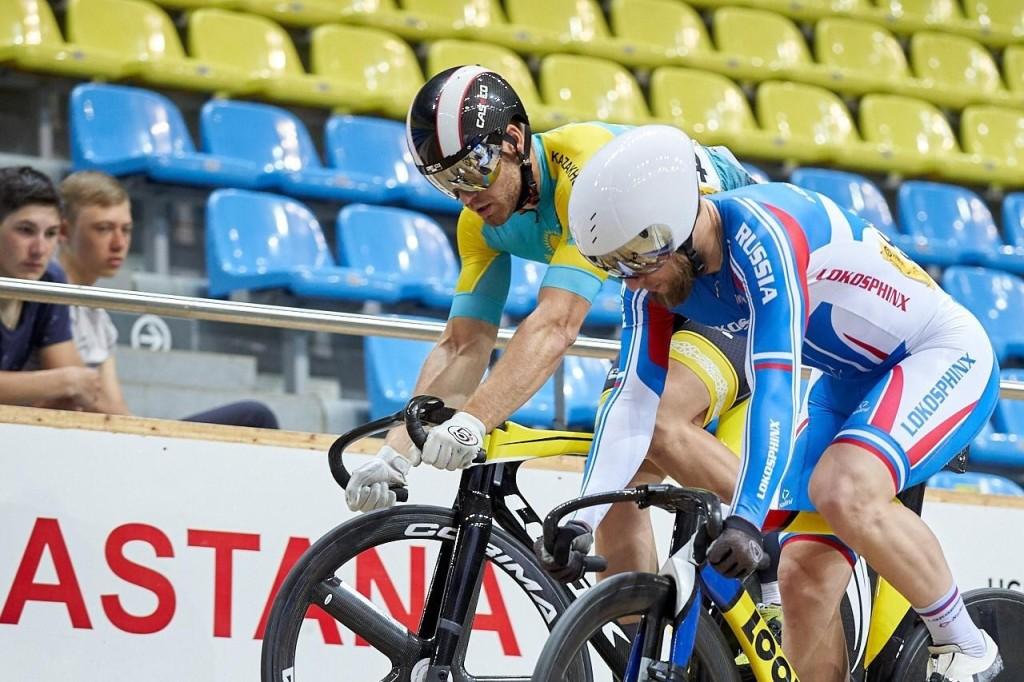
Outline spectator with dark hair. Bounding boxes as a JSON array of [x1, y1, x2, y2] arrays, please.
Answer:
[[58, 170, 279, 429], [0, 166, 101, 410]]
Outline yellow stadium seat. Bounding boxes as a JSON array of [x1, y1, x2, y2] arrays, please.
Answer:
[[235, 0, 343, 27], [188, 10, 372, 110], [909, 32, 1022, 109], [425, 39, 570, 131], [348, 0, 563, 50], [343, 0, 470, 41], [687, 0, 879, 24], [1006, 46, 1024, 95], [504, 0, 667, 67], [837, 94, 995, 183], [813, 18, 913, 94], [649, 67, 781, 159], [963, 0, 1024, 37], [67, 0, 260, 95], [610, 0, 716, 62], [538, 53, 652, 125], [958, 105, 1024, 187], [879, 0, 962, 24], [875, 0, 1012, 47], [710, 7, 834, 88], [150, 0, 237, 9], [0, 0, 132, 79], [755, 80, 860, 164], [311, 24, 422, 119]]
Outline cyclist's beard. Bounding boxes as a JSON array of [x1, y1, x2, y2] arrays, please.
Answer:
[[651, 254, 696, 310]]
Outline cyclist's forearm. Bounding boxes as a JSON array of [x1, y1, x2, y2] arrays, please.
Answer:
[[462, 314, 575, 430], [383, 334, 491, 450]]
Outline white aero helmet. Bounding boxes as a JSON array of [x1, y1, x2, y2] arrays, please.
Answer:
[[569, 125, 701, 279]]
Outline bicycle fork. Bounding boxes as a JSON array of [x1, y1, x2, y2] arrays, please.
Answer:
[[635, 539, 800, 682], [417, 466, 498, 681]]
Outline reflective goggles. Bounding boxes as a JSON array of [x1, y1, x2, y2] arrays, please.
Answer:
[[585, 224, 677, 280], [422, 138, 504, 199]]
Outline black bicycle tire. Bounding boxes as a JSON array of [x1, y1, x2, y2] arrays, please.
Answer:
[[261, 505, 592, 682], [888, 588, 1024, 681], [531, 572, 741, 682]]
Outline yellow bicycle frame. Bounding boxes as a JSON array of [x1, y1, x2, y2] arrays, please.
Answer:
[[480, 399, 915, 679]]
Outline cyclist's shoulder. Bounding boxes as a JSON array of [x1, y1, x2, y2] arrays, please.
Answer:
[[538, 122, 630, 180], [696, 143, 757, 194], [711, 182, 829, 225]]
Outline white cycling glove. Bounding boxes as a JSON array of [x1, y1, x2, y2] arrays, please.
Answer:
[[345, 445, 419, 512], [419, 411, 485, 471]]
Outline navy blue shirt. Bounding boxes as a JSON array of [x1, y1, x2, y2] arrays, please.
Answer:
[[0, 263, 72, 371]]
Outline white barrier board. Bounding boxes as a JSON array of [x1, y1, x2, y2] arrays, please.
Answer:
[[0, 418, 1021, 680]]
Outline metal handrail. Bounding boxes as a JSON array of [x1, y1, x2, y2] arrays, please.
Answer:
[[0, 277, 619, 359], [4, 277, 1023, 399]]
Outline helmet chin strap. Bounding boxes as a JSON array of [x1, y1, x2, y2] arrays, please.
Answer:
[[503, 124, 538, 213], [677, 235, 706, 276]]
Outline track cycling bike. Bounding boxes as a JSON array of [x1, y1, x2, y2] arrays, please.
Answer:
[[531, 480, 1024, 682], [263, 395, 666, 682]]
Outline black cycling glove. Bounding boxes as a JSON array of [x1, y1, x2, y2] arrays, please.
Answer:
[[533, 520, 594, 583], [707, 515, 766, 580]]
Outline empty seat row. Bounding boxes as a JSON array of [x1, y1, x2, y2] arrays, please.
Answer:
[[684, 0, 1023, 47], [365, 332, 613, 429], [792, 169, 1024, 273], [206, 191, 622, 327], [142, 0, 1024, 54], [70, 83, 460, 213], [6, 0, 1023, 118]]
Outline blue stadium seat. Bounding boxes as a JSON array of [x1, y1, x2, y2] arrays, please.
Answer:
[[506, 258, 620, 326], [743, 162, 771, 185], [564, 355, 612, 429], [506, 256, 544, 318], [942, 266, 1024, 363], [200, 100, 387, 204], [70, 84, 269, 188], [971, 420, 1024, 470], [205, 189, 400, 301], [927, 470, 1024, 496], [585, 278, 623, 327], [325, 115, 461, 215], [897, 181, 1024, 273], [336, 204, 458, 310], [364, 334, 433, 419], [995, 368, 1024, 435], [788, 168, 898, 239], [512, 374, 557, 428], [1002, 193, 1024, 248], [511, 356, 612, 429]]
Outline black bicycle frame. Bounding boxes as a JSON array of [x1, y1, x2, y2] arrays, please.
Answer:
[[328, 399, 631, 679]]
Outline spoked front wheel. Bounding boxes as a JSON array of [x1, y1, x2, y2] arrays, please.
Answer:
[[531, 572, 740, 682], [261, 506, 592, 682], [889, 588, 1024, 681]]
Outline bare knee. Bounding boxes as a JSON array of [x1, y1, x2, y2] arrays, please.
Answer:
[[808, 465, 883, 531], [779, 547, 830, 611], [649, 418, 703, 470]]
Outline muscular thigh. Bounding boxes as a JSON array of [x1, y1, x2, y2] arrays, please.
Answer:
[[666, 318, 750, 426], [778, 322, 999, 512]]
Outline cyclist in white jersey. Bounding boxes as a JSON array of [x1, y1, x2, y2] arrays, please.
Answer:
[[567, 125, 1003, 682]]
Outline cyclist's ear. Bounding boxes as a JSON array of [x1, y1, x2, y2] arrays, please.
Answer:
[[503, 123, 526, 156]]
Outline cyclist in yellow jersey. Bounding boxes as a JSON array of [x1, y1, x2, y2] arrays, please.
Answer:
[[343, 67, 770, 596]]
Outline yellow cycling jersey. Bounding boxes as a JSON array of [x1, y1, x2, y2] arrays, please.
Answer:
[[449, 122, 756, 325]]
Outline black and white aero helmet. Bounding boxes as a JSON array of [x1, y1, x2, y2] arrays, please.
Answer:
[[406, 65, 537, 209]]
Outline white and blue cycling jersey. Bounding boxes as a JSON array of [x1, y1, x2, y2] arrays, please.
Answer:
[[575, 145, 756, 532], [679, 183, 1000, 530]]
